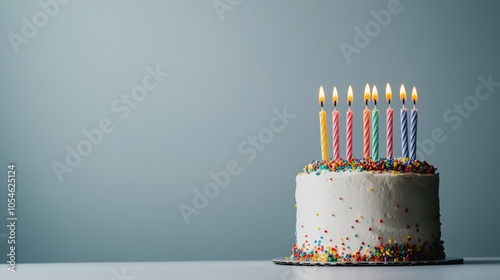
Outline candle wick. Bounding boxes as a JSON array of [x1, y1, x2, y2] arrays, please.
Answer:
[[413, 99, 416, 108], [374, 100, 377, 107], [321, 101, 324, 108], [348, 101, 351, 107], [388, 99, 391, 106]]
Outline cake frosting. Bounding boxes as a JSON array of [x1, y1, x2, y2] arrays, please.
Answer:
[[291, 158, 445, 262]]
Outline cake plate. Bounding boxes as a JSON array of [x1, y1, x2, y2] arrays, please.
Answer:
[[273, 257, 464, 266]]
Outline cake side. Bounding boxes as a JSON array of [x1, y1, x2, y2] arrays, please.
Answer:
[[291, 158, 445, 262]]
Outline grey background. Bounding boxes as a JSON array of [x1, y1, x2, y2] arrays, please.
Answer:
[[0, 0, 499, 263]]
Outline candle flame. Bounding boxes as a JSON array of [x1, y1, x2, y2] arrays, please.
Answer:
[[400, 84, 407, 101], [364, 83, 371, 102], [332, 87, 338, 103], [347, 85, 353, 103], [372, 85, 378, 101], [412, 86, 418, 103], [319, 86, 325, 105], [386, 83, 392, 101]]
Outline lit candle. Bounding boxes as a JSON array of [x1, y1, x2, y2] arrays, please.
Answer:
[[363, 84, 371, 159], [371, 85, 379, 160], [386, 83, 393, 159], [400, 85, 409, 159], [319, 86, 329, 160], [332, 87, 340, 160], [346, 86, 353, 160], [410, 87, 418, 160]]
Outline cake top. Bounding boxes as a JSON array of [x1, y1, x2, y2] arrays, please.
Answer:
[[300, 158, 437, 175]]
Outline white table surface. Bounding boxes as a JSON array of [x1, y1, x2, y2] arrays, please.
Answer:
[[1, 258, 499, 280]]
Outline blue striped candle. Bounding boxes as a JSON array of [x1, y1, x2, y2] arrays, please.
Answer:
[[400, 85, 408, 159], [410, 87, 419, 160], [410, 108, 418, 160], [401, 108, 408, 158]]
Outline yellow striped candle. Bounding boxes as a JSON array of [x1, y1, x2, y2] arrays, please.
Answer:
[[319, 86, 329, 160]]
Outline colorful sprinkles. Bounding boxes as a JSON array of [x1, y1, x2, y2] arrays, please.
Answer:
[[299, 158, 437, 175], [291, 239, 445, 262]]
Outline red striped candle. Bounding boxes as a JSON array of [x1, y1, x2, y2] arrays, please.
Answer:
[[371, 85, 379, 160], [346, 86, 353, 160], [332, 87, 340, 160], [386, 83, 393, 159], [363, 84, 371, 159]]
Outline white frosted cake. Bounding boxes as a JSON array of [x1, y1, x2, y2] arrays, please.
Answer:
[[291, 158, 445, 262]]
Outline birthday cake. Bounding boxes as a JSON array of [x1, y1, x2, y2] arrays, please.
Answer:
[[291, 158, 445, 262]]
